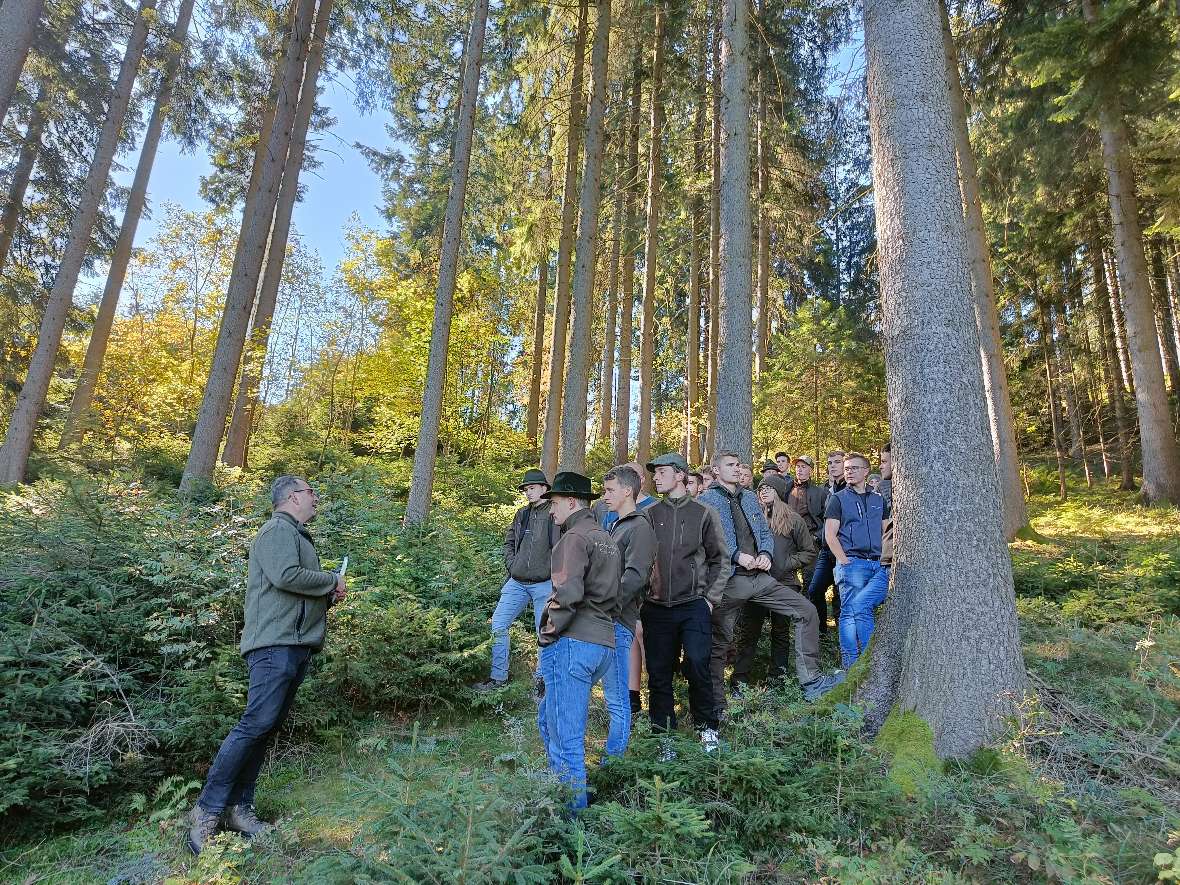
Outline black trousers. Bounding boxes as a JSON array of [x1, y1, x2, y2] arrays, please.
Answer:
[[731, 602, 791, 685], [807, 546, 840, 630], [641, 598, 717, 732]]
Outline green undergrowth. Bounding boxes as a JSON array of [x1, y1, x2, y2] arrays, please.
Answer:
[[2, 463, 1178, 882]]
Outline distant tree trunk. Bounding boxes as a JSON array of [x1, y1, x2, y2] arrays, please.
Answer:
[[1054, 300, 1092, 486], [1092, 244, 1136, 489], [526, 147, 552, 445], [687, 17, 707, 465], [558, 0, 611, 472], [0, 0, 156, 485], [940, 0, 1027, 538], [858, 0, 1026, 758], [402, 0, 489, 523], [178, 0, 316, 495], [1040, 300, 1069, 500], [61, 0, 198, 447], [1150, 242, 1180, 396], [0, 77, 47, 271], [715, 0, 752, 460], [541, 0, 588, 478], [0, 0, 45, 126], [221, 0, 334, 469], [598, 145, 623, 445], [613, 61, 641, 464], [1104, 251, 1134, 393], [636, 1, 665, 468], [706, 0, 721, 458], [1084, 0, 1180, 503]]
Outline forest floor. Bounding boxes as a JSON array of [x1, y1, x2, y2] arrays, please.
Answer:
[[2, 475, 1178, 884]]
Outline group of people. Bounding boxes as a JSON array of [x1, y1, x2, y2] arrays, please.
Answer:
[[477, 446, 893, 808], [183, 447, 893, 853]]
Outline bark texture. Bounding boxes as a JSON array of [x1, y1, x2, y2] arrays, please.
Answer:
[[0, 78, 47, 271], [858, 0, 1026, 757], [179, 0, 317, 495], [598, 145, 624, 446], [940, 0, 1027, 538], [687, 20, 707, 464], [715, 0, 752, 460], [61, 0, 198, 447], [541, 0, 588, 478], [0, 0, 156, 484], [221, 0, 334, 469], [613, 63, 642, 464], [1082, 0, 1180, 503], [558, 0, 611, 472], [526, 150, 552, 444], [706, 1, 721, 458], [0, 0, 45, 126], [402, 0, 489, 523]]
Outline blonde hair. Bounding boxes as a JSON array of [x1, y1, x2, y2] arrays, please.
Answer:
[[765, 495, 800, 537]]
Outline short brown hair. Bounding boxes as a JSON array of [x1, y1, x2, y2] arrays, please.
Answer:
[[827, 450, 846, 460], [844, 451, 870, 469], [712, 450, 741, 467], [604, 464, 642, 499]]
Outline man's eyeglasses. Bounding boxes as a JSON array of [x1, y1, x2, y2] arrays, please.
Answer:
[[291, 488, 318, 498]]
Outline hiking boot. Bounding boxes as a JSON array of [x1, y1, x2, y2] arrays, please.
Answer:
[[225, 803, 271, 837], [186, 805, 221, 855], [802, 670, 846, 703], [472, 678, 508, 693], [700, 727, 720, 753]]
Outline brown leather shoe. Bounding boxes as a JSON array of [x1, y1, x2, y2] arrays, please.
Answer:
[[224, 803, 272, 837], [187, 805, 221, 855]]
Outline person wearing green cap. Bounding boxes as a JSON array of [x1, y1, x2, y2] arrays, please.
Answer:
[[535, 471, 621, 810], [474, 468, 559, 693]]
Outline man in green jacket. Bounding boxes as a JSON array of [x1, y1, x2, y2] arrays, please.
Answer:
[[188, 475, 345, 854]]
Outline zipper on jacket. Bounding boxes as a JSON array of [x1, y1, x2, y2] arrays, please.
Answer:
[[296, 600, 306, 639]]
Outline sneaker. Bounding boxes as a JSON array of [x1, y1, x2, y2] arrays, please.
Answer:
[[802, 671, 846, 703], [472, 678, 508, 693], [700, 727, 720, 753], [224, 803, 271, 837], [186, 804, 221, 855]]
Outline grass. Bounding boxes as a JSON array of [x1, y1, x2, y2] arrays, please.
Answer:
[[2, 473, 1178, 883]]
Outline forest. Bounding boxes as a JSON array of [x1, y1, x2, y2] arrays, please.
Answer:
[[0, 0, 1178, 881]]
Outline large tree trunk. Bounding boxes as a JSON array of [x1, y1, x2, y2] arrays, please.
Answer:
[[60, 0, 198, 447], [940, 0, 1027, 538], [636, 1, 665, 468], [0, 0, 45, 126], [715, 0, 752, 460], [686, 17, 707, 465], [754, 21, 769, 381], [1041, 299, 1070, 500], [0, 77, 47, 271], [526, 148, 552, 444], [1150, 241, 1180, 397], [221, 0, 334, 469], [0, 0, 156, 485], [858, 0, 1026, 757], [706, 0, 721, 458], [541, 0, 588, 478], [613, 61, 641, 464], [178, 0, 316, 495], [1092, 244, 1136, 489], [402, 0, 489, 523], [558, 0, 611, 472], [597, 139, 623, 446], [1082, 0, 1180, 503]]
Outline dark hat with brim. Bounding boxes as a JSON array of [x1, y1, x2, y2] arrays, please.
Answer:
[[518, 468, 550, 490], [542, 471, 600, 500], [757, 474, 791, 501], [761, 459, 779, 472], [646, 452, 690, 475]]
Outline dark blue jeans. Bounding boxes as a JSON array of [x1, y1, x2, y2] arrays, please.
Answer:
[[807, 546, 840, 630], [198, 645, 312, 814]]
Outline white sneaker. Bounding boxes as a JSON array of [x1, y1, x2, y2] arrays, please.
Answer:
[[700, 727, 720, 753]]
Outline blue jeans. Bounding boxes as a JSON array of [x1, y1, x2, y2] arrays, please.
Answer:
[[489, 577, 552, 681], [834, 558, 889, 668], [601, 623, 633, 758], [198, 645, 312, 813], [536, 636, 613, 810]]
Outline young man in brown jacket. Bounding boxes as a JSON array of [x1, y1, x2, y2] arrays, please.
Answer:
[[536, 472, 622, 810]]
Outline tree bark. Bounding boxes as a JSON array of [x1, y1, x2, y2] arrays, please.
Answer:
[[0, 77, 47, 272], [706, 0, 721, 459], [221, 0, 334, 469], [541, 0, 588, 478], [940, 0, 1027, 538], [687, 17, 707, 465], [0, 0, 156, 485], [1083, 0, 1180, 503], [598, 140, 624, 446], [1041, 299, 1069, 500], [1092, 243, 1136, 489], [613, 60, 641, 464], [1105, 250, 1134, 394], [178, 0, 317, 495], [754, 20, 769, 381], [60, 0, 198, 447], [402, 0, 489, 523], [0, 0, 45, 126], [1149, 241, 1180, 396], [558, 0, 611, 472], [715, 0, 752, 460], [636, 1, 665, 469], [526, 148, 552, 444], [858, 0, 1026, 757]]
